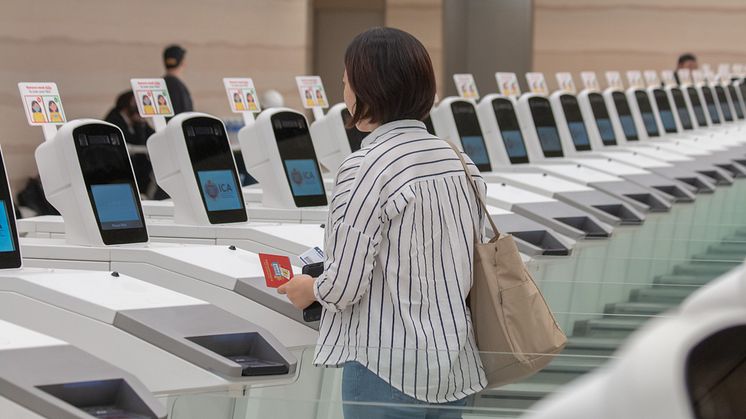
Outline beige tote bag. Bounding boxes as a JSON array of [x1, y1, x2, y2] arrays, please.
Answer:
[[449, 142, 567, 388]]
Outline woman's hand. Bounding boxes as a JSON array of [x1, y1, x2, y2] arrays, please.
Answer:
[[277, 274, 318, 309]]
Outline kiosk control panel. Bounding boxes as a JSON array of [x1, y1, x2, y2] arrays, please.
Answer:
[[611, 91, 639, 141], [726, 85, 745, 119], [450, 101, 492, 171], [36, 120, 149, 246], [652, 89, 678, 133], [634, 91, 661, 137], [588, 93, 617, 146], [148, 113, 247, 225], [183, 117, 246, 223], [240, 108, 328, 208], [491, 97, 530, 164], [560, 95, 592, 151], [669, 88, 694, 130], [701, 87, 721, 125], [529, 97, 564, 158], [713, 85, 734, 122], [0, 148, 21, 269], [686, 87, 709, 127]]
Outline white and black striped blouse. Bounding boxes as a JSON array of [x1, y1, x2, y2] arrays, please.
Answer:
[[313, 119, 488, 403]]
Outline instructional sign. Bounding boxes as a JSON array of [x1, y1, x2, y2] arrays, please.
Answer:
[[525, 72, 549, 95], [660, 70, 676, 87], [496, 72, 521, 97], [453, 74, 480, 100], [677, 69, 693, 86], [605, 71, 624, 90], [626, 71, 645, 89], [643, 70, 660, 88], [295, 76, 328, 109], [691, 70, 705, 84], [580, 71, 601, 91], [223, 78, 261, 113], [555, 72, 577, 94], [18, 82, 66, 126], [130, 78, 174, 117]]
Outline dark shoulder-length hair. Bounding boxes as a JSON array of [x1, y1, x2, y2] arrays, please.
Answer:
[[344, 27, 435, 127]]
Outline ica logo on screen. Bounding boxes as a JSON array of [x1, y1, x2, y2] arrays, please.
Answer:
[[284, 159, 324, 197], [197, 170, 243, 211]]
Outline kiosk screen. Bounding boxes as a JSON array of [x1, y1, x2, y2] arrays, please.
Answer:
[[559, 95, 591, 151], [341, 109, 367, 152], [529, 97, 563, 157], [702, 88, 721, 124], [451, 101, 491, 171], [727, 86, 744, 119], [612, 92, 639, 141], [634, 91, 660, 137], [589, 93, 617, 145], [272, 112, 328, 207], [491, 98, 529, 163], [714, 86, 733, 121], [74, 123, 147, 244], [671, 88, 693, 130], [653, 89, 678, 133], [183, 116, 247, 223], [687, 87, 708, 126], [0, 149, 21, 268]]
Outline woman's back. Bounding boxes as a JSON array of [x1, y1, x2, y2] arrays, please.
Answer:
[[314, 120, 488, 403]]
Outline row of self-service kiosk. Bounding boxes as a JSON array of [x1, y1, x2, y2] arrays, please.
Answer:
[[2, 68, 746, 418]]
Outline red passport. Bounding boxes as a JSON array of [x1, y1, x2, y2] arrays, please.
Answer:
[[258, 253, 293, 288]]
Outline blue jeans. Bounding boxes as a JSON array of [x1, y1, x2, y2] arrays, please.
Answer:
[[341, 362, 468, 419]]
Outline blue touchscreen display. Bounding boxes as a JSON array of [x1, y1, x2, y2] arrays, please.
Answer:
[[536, 126, 562, 153], [90, 183, 144, 230], [619, 115, 637, 139], [567, 121, 590, 147], [596, 118, 616, 144], [659, 110, 677, 132], [501, 130, 527, 159], [641, 112, 659, 136], [197, 170, 243, 212], [284, 159, 324, 197], [0, 201, 14, 252], [460, 136, 490, 165]]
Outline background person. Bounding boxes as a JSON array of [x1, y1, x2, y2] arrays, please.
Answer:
[[163, 44, 193, 115], [104, 90, 155, 194], [278, 27, 487, 419], [674, 53, 698, 84]]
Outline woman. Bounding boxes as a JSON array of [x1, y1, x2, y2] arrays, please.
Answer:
[[47, 100, 63, 123], [279, 27, 487, 418]]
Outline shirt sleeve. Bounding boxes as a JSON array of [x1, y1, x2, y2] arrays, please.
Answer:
[[312, 153, 393, 313]]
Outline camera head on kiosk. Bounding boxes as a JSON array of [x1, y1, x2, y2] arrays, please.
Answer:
[[147, 112, 248, 225], [35, 119, 148, 246], [430, 97, 493, 172], [238, 108, 328, 209], [682, 83, 710, 129], [309, 102, 367, 174], [476, 93, 531, 165], [515, 93, 567, 160], [626, 86, 662, 140]]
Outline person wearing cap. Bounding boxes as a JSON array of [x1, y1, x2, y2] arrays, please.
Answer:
[[163, 44, 193, 114], [674, 53, 698, 85]]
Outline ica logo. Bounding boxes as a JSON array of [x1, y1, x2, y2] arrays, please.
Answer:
[[290, 168, 316, 185], [204, 179, 234, 200]]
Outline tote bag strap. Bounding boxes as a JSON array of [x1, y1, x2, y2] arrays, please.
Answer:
[[445, 140, 500, 236]]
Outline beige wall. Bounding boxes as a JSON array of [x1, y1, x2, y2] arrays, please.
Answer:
[[0, 0, 311, 192], [533, 0, 746, 90], [386, 0, 445, 96]]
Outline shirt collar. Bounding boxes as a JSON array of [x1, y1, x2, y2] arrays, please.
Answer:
[[361, 119, 427, 148]]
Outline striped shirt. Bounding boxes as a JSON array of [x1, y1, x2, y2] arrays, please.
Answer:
[[313, 119, 488, 403]]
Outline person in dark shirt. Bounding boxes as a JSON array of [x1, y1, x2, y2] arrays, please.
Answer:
[[104, 91, 155, 194], [163, 44, 193, 114], [674, 53, 698, 85]]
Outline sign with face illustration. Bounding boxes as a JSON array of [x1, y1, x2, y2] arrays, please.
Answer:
[[18, 82, 66, 126], [223, 78, 262, 113], [130, 78, 174, 117]]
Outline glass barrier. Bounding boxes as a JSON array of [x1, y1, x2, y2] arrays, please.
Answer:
[[164, 345, 614, 419]]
